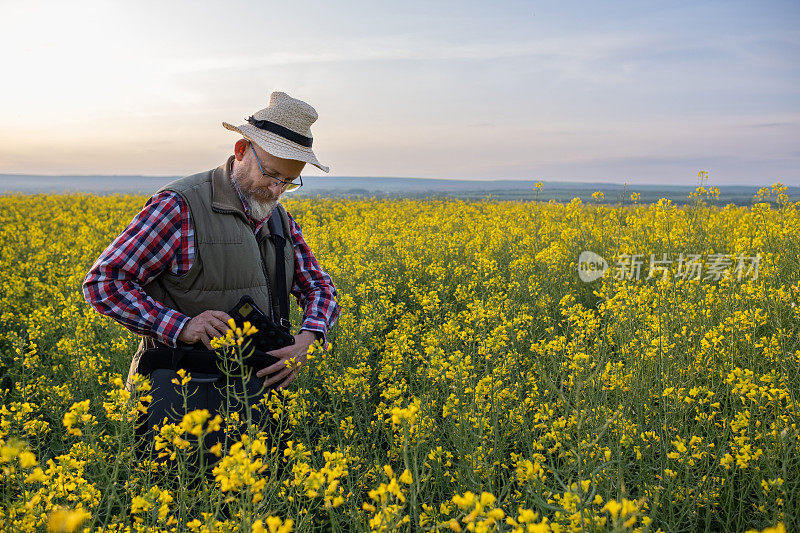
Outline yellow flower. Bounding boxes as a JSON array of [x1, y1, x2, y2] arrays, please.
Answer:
[[602, 500, 622, 519], [390, 402, 419, 426], [171, 368, 192, 386], [17, 450, 37, 468], [254, 516, 294, 533], [62, 399, 96, 437], [47, 507, 90, 533], [745, 524, 786, 533]]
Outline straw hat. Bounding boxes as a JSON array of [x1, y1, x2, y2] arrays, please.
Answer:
[[223, 91, 329, 172]]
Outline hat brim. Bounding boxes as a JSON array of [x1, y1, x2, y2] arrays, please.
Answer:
[[222, 121, 330, 173]]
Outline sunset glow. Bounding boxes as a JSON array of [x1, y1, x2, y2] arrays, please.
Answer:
[[1, 0, 797, 184]]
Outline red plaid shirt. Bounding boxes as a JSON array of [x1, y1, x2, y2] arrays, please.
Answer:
[[83, 190, 339, 347]]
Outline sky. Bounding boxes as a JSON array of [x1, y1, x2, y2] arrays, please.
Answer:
[[0, 0, 798, 185]]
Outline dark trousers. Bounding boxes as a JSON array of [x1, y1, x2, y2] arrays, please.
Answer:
[[135, 369, 286, 482]]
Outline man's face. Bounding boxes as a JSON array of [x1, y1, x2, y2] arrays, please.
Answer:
[[232, 141, 305, 219]]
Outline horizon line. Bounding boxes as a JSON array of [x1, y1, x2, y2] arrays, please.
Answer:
[[0, 172, 795, 188]]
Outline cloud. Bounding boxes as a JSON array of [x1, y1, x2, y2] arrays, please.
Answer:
[[170, 32, 650, 74], [747, 122, 795, 129]]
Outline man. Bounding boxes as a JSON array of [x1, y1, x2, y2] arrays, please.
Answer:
[[83, 91, 340, 458]]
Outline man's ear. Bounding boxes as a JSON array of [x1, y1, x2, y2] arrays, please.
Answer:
[[234, 139, 249, 160]]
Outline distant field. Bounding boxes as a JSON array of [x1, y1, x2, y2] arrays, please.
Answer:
[[1, 173, 797, 206]]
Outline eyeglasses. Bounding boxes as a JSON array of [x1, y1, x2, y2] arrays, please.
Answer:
[[249, 144, 303, 192]]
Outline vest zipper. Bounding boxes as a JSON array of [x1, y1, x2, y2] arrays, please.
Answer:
[[214, 206, 276, 322]]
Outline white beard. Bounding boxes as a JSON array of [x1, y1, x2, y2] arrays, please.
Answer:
[[231, 164, 280, 221], [248, 196, 279, 221]]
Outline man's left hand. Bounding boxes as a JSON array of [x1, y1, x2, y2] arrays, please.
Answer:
[[256, 330, 319, 390]]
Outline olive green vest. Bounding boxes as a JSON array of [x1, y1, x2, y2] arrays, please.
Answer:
[[126, 156, 294, 387]]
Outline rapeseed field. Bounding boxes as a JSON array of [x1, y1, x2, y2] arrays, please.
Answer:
[[0, 185, 797, 532]]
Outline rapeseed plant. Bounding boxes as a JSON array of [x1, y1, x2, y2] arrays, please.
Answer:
[[0, 191, 797, 531]]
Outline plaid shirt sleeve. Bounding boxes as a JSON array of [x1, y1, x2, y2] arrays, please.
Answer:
[[286, 211, 340, 343], [82, 191, 193, 347]]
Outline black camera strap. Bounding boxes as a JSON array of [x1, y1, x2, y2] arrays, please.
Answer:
[[268, 210, 291, 332]]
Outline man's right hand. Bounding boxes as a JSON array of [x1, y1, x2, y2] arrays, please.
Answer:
[[177, 310, 233, 349]]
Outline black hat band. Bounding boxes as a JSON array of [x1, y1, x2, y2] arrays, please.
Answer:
[[246, 116, 313, 148]]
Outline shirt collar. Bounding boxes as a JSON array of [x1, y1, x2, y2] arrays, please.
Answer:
[[231, 180, 253, 219]]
